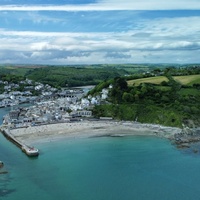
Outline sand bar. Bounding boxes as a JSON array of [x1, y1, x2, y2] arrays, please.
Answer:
[[9, 120, 181, 145]]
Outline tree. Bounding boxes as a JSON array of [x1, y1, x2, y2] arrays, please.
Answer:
[[122, 92, 133, 102], [113, 77, 128, 91]]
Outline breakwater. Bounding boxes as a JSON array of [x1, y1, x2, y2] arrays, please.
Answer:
[[0, 126, 39, 157]]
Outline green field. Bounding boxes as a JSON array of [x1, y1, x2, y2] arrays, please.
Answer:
[[128, 75, 200, 86], [178, 88, 200, 96], [173, 75, 200, 85], [127, 76, 168, 86]]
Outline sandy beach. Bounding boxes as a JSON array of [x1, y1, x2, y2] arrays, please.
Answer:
[[9, 120, 181, 145]]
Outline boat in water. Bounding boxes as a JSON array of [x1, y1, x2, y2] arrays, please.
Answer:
[[0, 161, 3, 168]]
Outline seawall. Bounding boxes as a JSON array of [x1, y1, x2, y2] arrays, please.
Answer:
[[0, 126, 39, 157]]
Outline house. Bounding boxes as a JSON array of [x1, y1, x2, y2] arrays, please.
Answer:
[[4, 85, 11, 91], [101, 88, 109, 100], [77, 110, 92, 117], [9, 110, 20, 120], [71, 110, 92, 118], [35, 84, 44, 90], [81, 98, 90, 106]]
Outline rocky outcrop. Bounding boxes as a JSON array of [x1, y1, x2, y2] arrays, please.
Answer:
[[173, 126, 200, 149]]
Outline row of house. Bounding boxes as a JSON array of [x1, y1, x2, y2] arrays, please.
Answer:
[[0, 80, 86, 108]]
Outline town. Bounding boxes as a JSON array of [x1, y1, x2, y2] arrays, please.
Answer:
[[0, 78, 111, 128]]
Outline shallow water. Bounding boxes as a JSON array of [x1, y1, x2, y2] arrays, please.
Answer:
[[1, 108, 200, 200]]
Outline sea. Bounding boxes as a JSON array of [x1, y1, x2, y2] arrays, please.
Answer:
[[1, 106, 200, 200]]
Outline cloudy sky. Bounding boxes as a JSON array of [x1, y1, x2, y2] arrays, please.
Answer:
[[0, 0, 200, 65]]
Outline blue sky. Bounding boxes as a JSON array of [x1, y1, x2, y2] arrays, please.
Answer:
[[0, 0, 200, 65]]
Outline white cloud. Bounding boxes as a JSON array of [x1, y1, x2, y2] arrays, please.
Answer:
[[27, 12, 65, 24], [0, 0, 200, 11], [0, 15, 200, 64]]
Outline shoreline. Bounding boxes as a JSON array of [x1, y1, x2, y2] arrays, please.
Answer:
[[8, 120, 182, 145]]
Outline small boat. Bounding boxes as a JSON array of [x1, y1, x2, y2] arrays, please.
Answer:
[[0, 161, 4, 168], [21, 145, 39, 157]]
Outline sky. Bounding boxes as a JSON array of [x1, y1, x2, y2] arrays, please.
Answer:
[[0, 0, 200, 65]]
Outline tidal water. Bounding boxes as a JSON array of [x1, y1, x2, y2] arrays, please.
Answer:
[[1, 107, 200, 200]]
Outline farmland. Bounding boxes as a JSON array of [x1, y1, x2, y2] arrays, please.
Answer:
[[128, 75, 200, 86]]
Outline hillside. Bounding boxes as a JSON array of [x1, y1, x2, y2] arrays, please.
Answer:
[[91, 71, 200, 128]]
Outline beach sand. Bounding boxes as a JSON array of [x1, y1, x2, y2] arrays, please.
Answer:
[[9, 120, 181, 145]]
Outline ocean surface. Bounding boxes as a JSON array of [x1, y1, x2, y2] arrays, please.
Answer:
[[1, 107, 200, 200]]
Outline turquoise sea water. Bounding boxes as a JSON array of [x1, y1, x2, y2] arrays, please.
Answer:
[[1, 107, 200, 200]]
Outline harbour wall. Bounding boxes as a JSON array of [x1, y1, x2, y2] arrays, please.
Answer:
[[0, 126, 39, 157]]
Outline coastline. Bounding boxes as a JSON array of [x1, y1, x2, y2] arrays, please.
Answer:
[[8, 120, 181, 145]]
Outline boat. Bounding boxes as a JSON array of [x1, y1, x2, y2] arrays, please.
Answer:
[[21, 145, 39, 157], [0, 161, 4, 168]]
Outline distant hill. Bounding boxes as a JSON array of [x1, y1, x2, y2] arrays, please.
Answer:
[[1, 64, 200, 88], [0, 65, 129, 87]]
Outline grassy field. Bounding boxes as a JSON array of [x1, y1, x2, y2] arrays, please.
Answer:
[[128, 75, 200, 86], [178, 88, 200, 96], [127, 76, 168, 86], [173, 75, 200, 86]]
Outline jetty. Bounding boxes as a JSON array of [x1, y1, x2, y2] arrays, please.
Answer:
[[0, 126, 39, 157]]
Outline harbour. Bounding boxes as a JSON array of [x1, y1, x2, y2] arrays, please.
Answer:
[[1, 105, 200, 200]]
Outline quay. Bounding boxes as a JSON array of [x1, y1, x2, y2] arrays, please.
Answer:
[[0, 126, 39, 157]]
